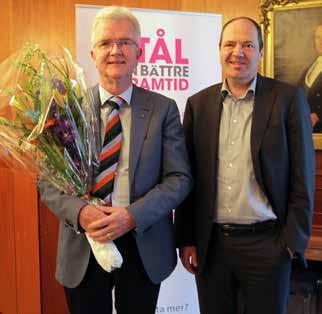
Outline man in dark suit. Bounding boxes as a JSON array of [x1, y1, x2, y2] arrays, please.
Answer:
[[38, 6, 192, 314], [175, 17, 315, 314]]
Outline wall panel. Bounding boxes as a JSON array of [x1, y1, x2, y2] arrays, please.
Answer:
[[0, 0, 10, 61], [0, 0, 260, 61], [13, 172, 41, 314], [0, 167, 16, 314]]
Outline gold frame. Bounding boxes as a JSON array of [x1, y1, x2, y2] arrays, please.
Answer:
[[260, 0, 322, 149]]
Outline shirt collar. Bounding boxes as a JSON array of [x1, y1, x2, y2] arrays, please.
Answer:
[[99, 84, 133, 106], [221, 75, 257, 100]]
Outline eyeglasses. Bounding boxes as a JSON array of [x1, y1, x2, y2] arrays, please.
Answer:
[[94, 39, 139, 51]]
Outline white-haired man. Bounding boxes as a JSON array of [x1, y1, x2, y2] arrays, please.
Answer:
[[39, 6, 192, 314]]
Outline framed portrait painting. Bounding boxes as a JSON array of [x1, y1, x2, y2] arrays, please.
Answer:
[[261, 0, 322, 148]]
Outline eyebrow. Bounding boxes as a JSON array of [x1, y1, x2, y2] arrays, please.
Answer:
[[223, 40, 256, 45], [98, 37, 135, 42]]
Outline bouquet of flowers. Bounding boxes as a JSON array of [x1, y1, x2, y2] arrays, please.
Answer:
[[0, 43, 122, 272]]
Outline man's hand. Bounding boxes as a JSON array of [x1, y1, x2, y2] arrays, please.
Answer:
[[87, 206, 136, 243], [179, 246, 198, 274], [78, 204, 107, 232]]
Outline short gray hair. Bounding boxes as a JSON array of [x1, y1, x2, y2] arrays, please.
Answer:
[[91, 6, 141, 48]]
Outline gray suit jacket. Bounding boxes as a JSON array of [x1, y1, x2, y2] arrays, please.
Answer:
[[175, 74, 315, 271], [38, 84, 192, 288]]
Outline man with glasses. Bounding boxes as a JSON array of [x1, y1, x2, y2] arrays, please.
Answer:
[[39, 6, 192, 314]]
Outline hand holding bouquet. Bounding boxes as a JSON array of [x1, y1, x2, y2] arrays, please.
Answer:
[[0, 43, 122, 272]]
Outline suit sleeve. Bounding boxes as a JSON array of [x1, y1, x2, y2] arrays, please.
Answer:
[[174, 98, 196, 247], [128, 99, 193, 235], [285, 87, 315, 255], [37, 179, 87, 233]]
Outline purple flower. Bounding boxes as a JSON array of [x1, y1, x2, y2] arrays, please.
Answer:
[[52, 78, 67, 95], [66, 185, 75, 194], [48, 99, 59, 119], [46, 98, 84, 173]]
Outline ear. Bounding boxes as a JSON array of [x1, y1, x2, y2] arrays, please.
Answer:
[[137, 47, 142, 60], [259, 48, 263, 58], [90, 49, 95, 62]]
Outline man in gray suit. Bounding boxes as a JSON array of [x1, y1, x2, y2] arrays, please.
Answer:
[[38, 6, 192, 314]]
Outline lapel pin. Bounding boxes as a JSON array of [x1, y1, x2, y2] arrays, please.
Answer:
[[141, 108, 149, 118]]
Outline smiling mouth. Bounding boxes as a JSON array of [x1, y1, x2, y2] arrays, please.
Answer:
[[108, 61, 126, 64], [229, 61, 246, 65]]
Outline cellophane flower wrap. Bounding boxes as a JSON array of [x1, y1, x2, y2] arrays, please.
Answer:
[[0, 43, 122, 272]]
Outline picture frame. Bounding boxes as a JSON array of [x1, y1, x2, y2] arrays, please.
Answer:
[[260, 0, 322, 148]]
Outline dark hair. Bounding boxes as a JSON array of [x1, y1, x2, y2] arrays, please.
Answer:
[[219, 17, 263, 51]]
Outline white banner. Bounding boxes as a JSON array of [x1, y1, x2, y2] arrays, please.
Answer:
[[76, 6, 222, 314]]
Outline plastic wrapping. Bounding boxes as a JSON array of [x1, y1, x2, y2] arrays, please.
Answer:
[[0, 43, 122, 272]]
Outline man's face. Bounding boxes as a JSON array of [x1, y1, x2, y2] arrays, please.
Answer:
[[91, 19, 141, 86], [220, 19, 263, 85], [315, 25, 322, 55]]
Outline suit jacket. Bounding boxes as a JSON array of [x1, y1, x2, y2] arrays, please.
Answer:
[[175, 74, 315, 272], [38, 84, 192, 288]]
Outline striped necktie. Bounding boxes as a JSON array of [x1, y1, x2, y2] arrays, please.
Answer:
[[92, 96, 125, 203]]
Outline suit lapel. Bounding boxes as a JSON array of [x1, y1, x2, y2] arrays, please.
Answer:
[[204, 85, 223, 213], [92, 84, 102, 145], [129, 85, 154, 188], [206, 85, 223, 170], [251, 74, 276, 191]]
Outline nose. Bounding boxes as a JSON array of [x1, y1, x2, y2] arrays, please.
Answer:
[[232, 44, 244, 57], [109, 42, 122, 54]]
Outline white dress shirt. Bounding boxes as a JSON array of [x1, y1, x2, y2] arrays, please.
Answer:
[[215, 77, 277, 224]]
